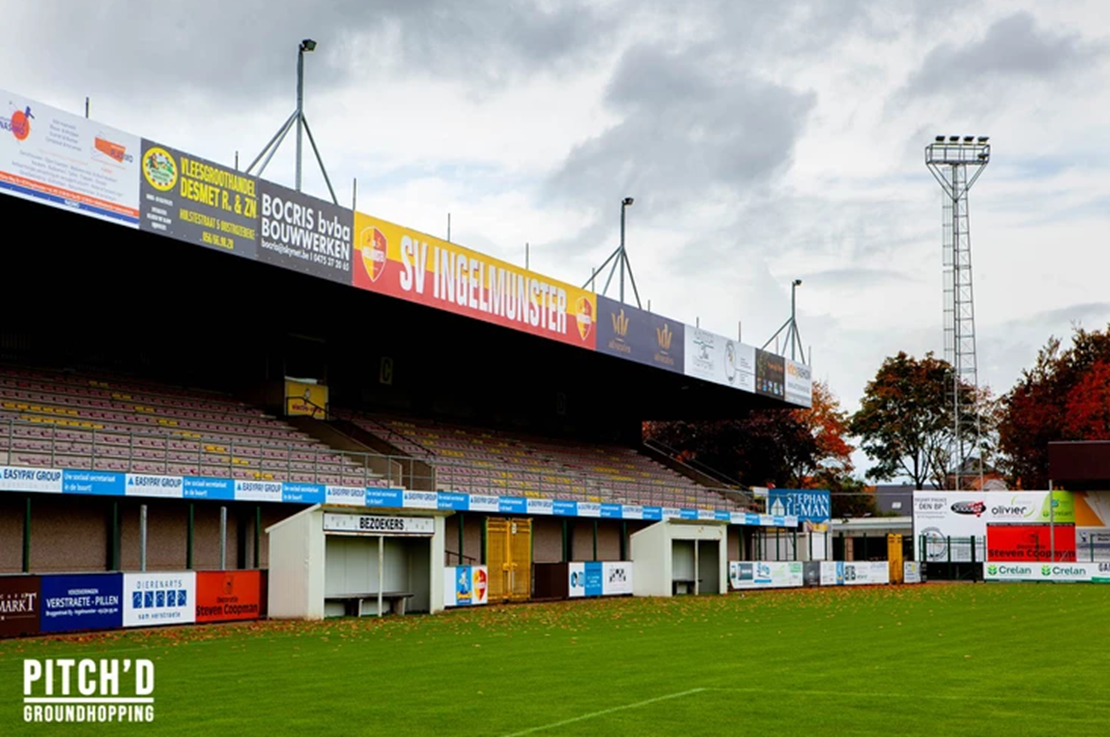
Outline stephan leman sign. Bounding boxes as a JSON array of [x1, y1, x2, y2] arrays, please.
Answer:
[[323, 513, 435, 535]]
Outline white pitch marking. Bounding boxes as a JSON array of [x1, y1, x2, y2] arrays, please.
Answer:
[[504, 688, 708, 736]]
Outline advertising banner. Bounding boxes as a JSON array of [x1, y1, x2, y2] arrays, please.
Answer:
[[352, 211, 597, 350], [842, 561, 889, 585], [0, 88, 140, 226], [122, 572, 197, 628], [443, 566, 489, 607], [602, 562, 633, 595], [984, 561, 1110, 583], [258, 180, 353, 283], [784, 358, 813, 408], [986, 524, 1076, 562], [903, 561, 922, 584], [568, 562, 604, 597], [0, 467, 62, 493], [1076, 491, 1110, 561], [684, 327, 755, 392], [803, 561, 822, 586], [139, 140, 258, 258], [0, 576, 41, 637], [285, 379, 328, 417], [40, 573, 122, 633], [323, 513, 435, 535], [595, 296, 684, 373], [983, 491, 1074, 524], [913, 491, 988, 562], [768, 489, 831, 523], [195, 570, 263, 623], [819, 561, 844, 586], [754, 349, 786, 400], [728, 561, 803, 590]]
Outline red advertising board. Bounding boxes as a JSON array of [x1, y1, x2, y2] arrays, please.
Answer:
[[987, 524, 1076, 562], [195, 571, 264, 623]]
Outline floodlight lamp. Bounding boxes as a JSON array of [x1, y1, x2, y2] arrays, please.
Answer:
[[963, 135, 974, 143], [935, 135, 945, 142], [300, 39, 317, 52], [622, 197, 634, 206], [793, 278, 803, 286], [948, 135, 960, 142], [978, 136, 989, 143]]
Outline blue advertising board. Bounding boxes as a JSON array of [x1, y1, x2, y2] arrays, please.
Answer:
[[595, 296, 684, 373], [768, 489, 831, 523], [39, 573, 123, 633]]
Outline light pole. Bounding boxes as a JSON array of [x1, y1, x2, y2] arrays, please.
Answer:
[[584, 196, 642, 308], [246, 38, 339, 204], [295, 38, 316, 192], [762, 278, 806, 363], [619, 197, 633, 304]]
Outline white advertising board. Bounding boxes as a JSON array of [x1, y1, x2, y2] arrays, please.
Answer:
[[122, 571, 196, 627], [684, 327, 755, 393], [0, 88, 140, 227], [984, 561, 1110, 583], [728, 561, 803, 590], [443, 566, 489, 607]]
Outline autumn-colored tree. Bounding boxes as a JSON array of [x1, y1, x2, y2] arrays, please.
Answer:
[[850, 351, 987, 490], [644, 381, 857, 494], [1000, 326, 1110, 487], [792, 380, 854, 485], [644, 413, 818, 490]]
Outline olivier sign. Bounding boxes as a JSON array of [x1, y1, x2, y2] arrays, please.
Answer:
[[23, 658, 155, 724]]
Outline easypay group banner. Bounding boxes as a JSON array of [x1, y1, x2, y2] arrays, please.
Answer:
[[352, 211, 596, 350]]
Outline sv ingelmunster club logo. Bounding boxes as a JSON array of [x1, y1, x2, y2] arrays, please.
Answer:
[[23, 658, 155, 724]]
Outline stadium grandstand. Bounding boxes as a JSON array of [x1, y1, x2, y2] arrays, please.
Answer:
[[0, 88, 816, 632]]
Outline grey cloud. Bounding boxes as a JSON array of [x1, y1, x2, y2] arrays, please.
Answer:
[[544, 43, 815, 222], [801, 268, 917, 290], [902, 12, 1102, 98], [2, 0, 610, 106]]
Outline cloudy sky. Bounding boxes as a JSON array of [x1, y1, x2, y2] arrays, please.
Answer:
[[3, 0, 1109, 471]]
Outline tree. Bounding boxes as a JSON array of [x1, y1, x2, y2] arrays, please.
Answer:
[[644, 413, 818, 490], [792, 380, 854, 485], [644, 381, 856, 492], [850, 351, 985, 490], [999, 325, 1110, 488]]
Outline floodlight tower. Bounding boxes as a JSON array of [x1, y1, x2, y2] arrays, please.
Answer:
[[925, 135, 991, 491]]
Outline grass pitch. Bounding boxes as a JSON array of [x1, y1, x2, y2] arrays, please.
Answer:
[[2, 583, 1109, 736]]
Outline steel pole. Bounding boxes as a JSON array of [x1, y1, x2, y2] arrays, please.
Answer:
[[619, 203, 626, 304], [139, 504, 148, 572], [295, 48, 304, 191], [220, 506, 228, 570]]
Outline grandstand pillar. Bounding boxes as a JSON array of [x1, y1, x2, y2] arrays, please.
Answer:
[[109, 501, 121, 571], [561, 519, 569, 562], [220, 506, 228, 571], [620, 521, 628, 560], [255, 506, 262, 569], [458, 512, 465, 565], [139, 504, 147, 572], [480, 518, 487, 565], [187, 504, 195, 570], [22, 496, 31, 573], [592, 520, 598, 561]]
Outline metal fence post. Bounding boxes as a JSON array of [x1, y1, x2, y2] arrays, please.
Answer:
[[255, 506, 262, 569], [139, 504, 148, 572], [187, 503, 194, 570], [220, 506, 228, 570], [22, 496, 31, 573]]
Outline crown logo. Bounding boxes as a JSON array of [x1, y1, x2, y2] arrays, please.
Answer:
[[656, 323, 673, 351], [611, 309, 629, 337]]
